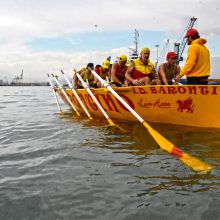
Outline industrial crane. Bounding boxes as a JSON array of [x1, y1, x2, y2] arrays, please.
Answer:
[[155, 39, 170, 71], [12, 69, 24, 84], [174, 17, 197, 64]]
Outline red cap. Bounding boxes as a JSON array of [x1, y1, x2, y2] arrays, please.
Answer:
[[167, 52, 177, 59], [184, 28, 199, 38]]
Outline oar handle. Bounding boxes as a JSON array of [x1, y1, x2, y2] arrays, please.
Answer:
[[61, 70, 92, 119], [51, 74, 80, 115], [73, 69, 89, 89], [61, 70, 73, 87], [74, 69, 110, 120], [47, 74, 62, 112], [47, 74, 56, 89], [89, 68, 145, 123], [88, 68, 212, 172], [61, 70, 74, 88]]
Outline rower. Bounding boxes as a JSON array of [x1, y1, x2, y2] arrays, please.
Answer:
[[80, 63, 95, 87], [94, 60, 110, 88], [158, 52, 180, 85], [125, 47, 161, 86], [110, 54, 129, 87], [73, 66, 86, 88]]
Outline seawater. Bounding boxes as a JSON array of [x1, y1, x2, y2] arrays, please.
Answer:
[[0, 86, 220, 220]]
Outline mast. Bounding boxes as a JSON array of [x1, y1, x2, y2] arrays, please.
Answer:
[[174, 17, 197, 64], [21, 69, 23, 83], [134, 29, 139, 56], [129, 29, 139, 60]]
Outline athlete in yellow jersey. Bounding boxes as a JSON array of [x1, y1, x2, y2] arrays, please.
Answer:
[[74, 63, 94, 89], [125, 48, 161, 86], [80, 63, 95, 87], [175, 29, 210, 85], [73, 66, 87, 89], [94, 60, 110, 88]]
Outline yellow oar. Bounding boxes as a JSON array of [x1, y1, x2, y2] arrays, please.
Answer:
[[74, 69, 125, 132], [47, 74, 63, 113], [89, 68, 213, 172], [51, 74, 81, 117], [61, 70, 93, 120]]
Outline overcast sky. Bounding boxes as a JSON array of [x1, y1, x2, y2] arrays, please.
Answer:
[[0, 0, 220, 82]]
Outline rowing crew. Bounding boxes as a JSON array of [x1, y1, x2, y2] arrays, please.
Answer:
[[74, 28, 210, 88]]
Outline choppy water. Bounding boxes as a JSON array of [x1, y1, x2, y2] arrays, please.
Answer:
[[0, 86, 220, 220]]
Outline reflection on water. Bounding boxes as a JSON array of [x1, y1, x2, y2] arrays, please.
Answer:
[[0, 86, 220, 220]]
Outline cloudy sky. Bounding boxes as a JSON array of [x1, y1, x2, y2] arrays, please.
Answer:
[[0, 0, 219, 82]]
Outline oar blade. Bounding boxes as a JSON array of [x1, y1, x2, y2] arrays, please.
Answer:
[[88, 68, 212, 172], [144, 123, 212, 172], [180, 153, 212, 173], [106, 119, 126, 133]]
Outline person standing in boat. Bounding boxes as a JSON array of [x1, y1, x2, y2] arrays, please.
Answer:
[[158, 52, 180, 85], [125, 47, 161, 86], [94, 60, 111, 87], [110, 54, 129, 87], [175, 28, 210, 85]]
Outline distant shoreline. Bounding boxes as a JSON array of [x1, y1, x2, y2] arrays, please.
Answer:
[[0, 83, 49, 86]]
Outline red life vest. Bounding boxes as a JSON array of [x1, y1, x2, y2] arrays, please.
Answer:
[[111, 63, 128, 82], [95, 67, 108, 79]]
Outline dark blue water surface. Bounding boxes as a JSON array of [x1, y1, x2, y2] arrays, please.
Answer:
[[0, 86, 220, 220]]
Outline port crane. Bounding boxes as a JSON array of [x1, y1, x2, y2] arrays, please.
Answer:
[[155, 39, 170, 71], [12, 69, 23, 84], [174, 17, 197, 64]]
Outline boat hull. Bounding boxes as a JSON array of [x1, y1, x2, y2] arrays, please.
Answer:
[[56, 85, 220, 128]]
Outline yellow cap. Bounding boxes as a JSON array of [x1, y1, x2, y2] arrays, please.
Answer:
[[141, 47, 150, 53], [80, 67, 87, 72], [102, 60, 110, 69], [118, 54, 127, 62]]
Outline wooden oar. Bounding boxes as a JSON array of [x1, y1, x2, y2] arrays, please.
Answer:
[[89, 68, 213, 173], [61, 70, 93, 120], [74, 69, 125, 132], [51, 74, 81, 117], [47, 74, 63, 113]]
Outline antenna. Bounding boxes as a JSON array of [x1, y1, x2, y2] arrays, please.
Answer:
[[21, 69, 23, 83], [134, 29, 139, 55], [129, 29, 139, 60]]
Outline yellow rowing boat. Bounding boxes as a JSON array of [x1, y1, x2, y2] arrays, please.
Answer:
[[56, 85, 220, 128], [51, 71, 214, 172]]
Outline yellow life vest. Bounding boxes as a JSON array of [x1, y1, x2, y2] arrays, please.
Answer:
[[99, 67, 108, 79], [132, 59, 154, 79], [82, 70, 94, 82]]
